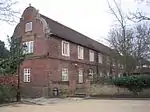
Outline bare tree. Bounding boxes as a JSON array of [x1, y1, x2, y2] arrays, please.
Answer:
[[107, 0, 150, 75], [130, 11, 150, 22], [107, 0, 134, 74], [130, 0, 150, 22], [108, 23, 150, 74], [0, 0, 18, 23], [108, 27, 136, 74], [132, 23, 150, 68]]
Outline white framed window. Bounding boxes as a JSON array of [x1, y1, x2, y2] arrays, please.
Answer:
[[99, 71, 103, 77], [23, 68, 31, 82], [89, 69, 94, 78], [62, 41, 70, 56], [136, 66, 140, 69], [62, 68, 68, 81], [78, 68, 83, 83], [30, 41, 34, 53], [78, 45, 84, 59], [23, 41, 34, 54], [107, 56, 110, 64], [118, 74, 121, 77], [89, 50, 94, 62], [98, 53, 103, 63], [118, 63, 120, 68], [25, 22, 32, 32], [107, 71, 109, 77]]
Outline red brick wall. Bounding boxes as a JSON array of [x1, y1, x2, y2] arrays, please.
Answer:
[[13, 6, 121, 97]]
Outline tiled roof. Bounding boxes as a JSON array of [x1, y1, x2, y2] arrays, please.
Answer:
[[41, 14, 112, 55]]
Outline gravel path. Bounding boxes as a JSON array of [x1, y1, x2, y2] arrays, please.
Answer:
[[0, 99, 150, 112]]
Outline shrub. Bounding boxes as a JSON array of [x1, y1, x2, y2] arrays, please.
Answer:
[[0, 85, 16, 103], [0, 76, 17, 103], [113, 75, 150, 95]]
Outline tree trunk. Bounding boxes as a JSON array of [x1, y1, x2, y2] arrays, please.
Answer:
[[16, 65, 21, 102]]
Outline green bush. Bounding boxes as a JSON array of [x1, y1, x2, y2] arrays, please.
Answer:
[[113, 75, 150, 95], [0, 85, 16, 103]]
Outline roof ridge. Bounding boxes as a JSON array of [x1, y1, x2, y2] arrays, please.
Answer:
[[41, 14, 110, 49], [40, 14, 111, 53]]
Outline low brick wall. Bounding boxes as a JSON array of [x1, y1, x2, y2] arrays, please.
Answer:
[[89, 84, 150, 96], [140, 89, 150, 95]]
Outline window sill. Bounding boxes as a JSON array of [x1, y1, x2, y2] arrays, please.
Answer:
[[61, 81, 69, 84], [77, 82, 84, 84], [98, 63, 103, 64], [62, 54, 70, 57], [78, 57, 84, 60], [78, 59, 84, 60], [25, 30, 32, 33]]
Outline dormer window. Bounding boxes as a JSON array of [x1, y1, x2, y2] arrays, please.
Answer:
[[25, 22, 32, 32]]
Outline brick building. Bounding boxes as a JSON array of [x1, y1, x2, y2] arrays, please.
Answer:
[[12, 6, 123, 97]]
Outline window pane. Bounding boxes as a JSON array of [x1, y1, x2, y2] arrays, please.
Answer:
[[24, 75, 27, 82], [23, 43, 27, 54], [78, 46, 84, 59], [79, 69, 83, 83], [62, 68, 68, 81], [67, 43, 69, 55], [22, 41, 34, 54], [62, 41, 69, 56], [99, 72, 103, 77], [89, 69, 94, 76], [64, 43, 68, 55], [25, 22, 32, 32], [89, 50, 94, 61], [28, 75, 30, 82], [79, 76, 83, 83], [63, 42, 65, 54], [107, 72, 109, 76], [29, 41, 34, 53], [98, 53, 102, 63], [24, 68, 31, 82], [26, 42, 30, 53]]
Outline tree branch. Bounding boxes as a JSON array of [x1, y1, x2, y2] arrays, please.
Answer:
[[0, 0, 19, 24]]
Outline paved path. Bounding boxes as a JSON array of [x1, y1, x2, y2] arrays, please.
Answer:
[[0, 99, 150, 112]]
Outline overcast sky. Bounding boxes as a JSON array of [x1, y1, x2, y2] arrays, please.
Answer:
[[0, 0, 148, 47]]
